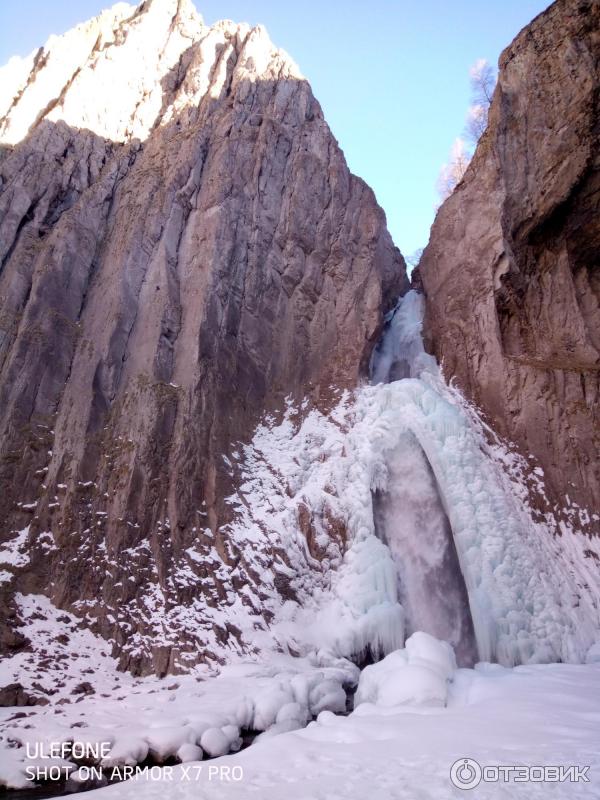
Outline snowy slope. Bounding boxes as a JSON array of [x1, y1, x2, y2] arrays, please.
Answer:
[[0, 595, 358, 789], [3, 619, 599, 796], [1, 294, 598, 677]]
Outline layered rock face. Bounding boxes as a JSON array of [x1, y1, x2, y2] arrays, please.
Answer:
[[0, 0, 406, 673], [419, 0, 600, 534]]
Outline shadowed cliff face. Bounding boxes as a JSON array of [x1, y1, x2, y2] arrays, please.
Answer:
[[0, 0, 406, 673], [419, 0, 600, 535]]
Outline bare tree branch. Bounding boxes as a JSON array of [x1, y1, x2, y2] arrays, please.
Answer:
[[465, 59, 496, 145], [436, 138, 470, 201]]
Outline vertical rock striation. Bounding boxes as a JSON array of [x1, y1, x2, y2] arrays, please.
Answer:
[[418, 0, 600, 535], [0, 0, 406, 672]]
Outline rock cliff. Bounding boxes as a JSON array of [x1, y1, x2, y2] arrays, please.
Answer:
[[418, 0, 600, 535], [0, 0, 406, 673]]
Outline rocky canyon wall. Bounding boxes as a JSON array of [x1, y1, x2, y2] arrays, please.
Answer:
[[418, 0, 600, 535], [0, 0, 406, 673]]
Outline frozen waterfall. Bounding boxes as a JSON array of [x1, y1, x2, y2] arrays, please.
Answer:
[[372, 431, 478, 666], [371, 291, 478, 666], [370, 290, 438, 382], [226, 293, 598, 669]]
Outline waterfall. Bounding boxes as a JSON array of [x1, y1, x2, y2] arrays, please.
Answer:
[[370, 291, 478, 666], [370, 290, 437, 383], [227, 291, 597, 669]]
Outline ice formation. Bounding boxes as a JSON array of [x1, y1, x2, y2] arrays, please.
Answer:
[[74, 658, 600, 800], [371, 431, 478, 666], [370, 290, 438, 382], [1, 291, 597, 678], [0, 595, 359, 789], [355, 631, 457, 708], [238, 290, 600, 666]]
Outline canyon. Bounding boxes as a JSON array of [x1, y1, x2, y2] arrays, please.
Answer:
[[0, 0, 599, 795]]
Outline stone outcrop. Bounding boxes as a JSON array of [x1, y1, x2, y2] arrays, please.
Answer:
[[418, 0, 600, 535], [0, 0, 406, 673]]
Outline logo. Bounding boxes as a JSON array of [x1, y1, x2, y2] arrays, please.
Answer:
[[450, 759, 590, 789], [450, 758, 482, 789]]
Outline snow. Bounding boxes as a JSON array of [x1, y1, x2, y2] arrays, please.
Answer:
[[3, 606, 598, 798], [1, 292, 598, 795], [177, 743, 203, 763], [355, 632, 456, 708], [200, 728, 231, 758], [405, 629, 457, 679], [585, 642, 600, 664], [0, 595, 358, 790], [0, 526, 31, 568], [253, 291, 600, 666], [3, 292, 592, 678], [9, 289, 593, 677], [49, 658, 600, 800]]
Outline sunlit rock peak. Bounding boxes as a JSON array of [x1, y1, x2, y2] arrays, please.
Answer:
[[0, 0, 302, 145]]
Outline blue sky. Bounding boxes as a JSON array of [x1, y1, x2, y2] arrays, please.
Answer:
[[0, 0, 550, 256]]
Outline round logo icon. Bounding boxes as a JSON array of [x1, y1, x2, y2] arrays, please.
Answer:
[[450, 758, 482, 790]]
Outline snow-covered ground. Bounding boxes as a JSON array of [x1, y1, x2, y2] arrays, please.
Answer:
[[2, 623, 599, 798], [78, 658, 600, 799], [0, 594, 358, 790]]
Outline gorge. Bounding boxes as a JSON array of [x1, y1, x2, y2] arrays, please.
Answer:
[[0, 0, 599, 797]]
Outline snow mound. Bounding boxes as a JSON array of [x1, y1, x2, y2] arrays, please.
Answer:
[[199, 728, 230, 758], [355, 632, 456, 708], [176, 743, 203, 763]]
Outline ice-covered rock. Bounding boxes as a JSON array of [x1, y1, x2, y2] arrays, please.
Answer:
[[355, 632, 457, 709], [221, 724, 242, 752], [276, 702, 308, 726], [147, 726, 197, 762], [176, 743, 203, 763], [254, 719, 305, 742], [102, 736, 149, 768], [405, 631, 456, 681], [199, 728, 230, 758], [253, 686, 296, 731], [308, 678, 347, 716]]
